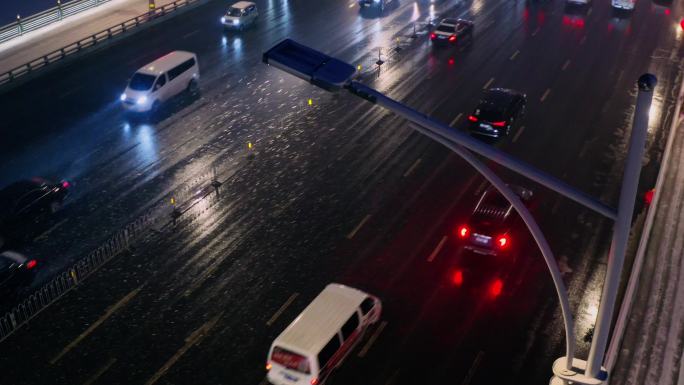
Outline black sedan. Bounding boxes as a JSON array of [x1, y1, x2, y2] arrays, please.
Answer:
[[0, 178, 70, 248], [468, 88, 526, 138], [430, 18, 474, 46], [0, 250, 38, 298]]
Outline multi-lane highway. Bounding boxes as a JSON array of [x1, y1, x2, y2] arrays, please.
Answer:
[[0, 0, 681, 384]]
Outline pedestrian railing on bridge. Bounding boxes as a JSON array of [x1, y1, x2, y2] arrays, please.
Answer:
[[0, 0, 202, 88], [0, 0, 114, 45]]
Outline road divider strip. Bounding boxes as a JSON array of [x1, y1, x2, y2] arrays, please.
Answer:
[[83, 357, 117, 385], [347, 214, 371, 239], [450, 112, 464, 127], [483, 77, 495, 89], [427, 235, 448, 262], [509, 50, 520, 61], [403, 158, 422, 178], [541, 88, 551, 103], [145, 313, 223, 385], [50, 286, 142, 365], [267, 293, 299, 326], [562, 59, 571, 71], [513, 126, 525, 143], [460, 350, 485, 385]]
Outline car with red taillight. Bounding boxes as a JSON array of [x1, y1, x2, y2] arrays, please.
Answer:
[[456, 185, 533, 257], [0, 251, 38, 297], [430, 18, 473, 47], [468, 88, 526, 139]]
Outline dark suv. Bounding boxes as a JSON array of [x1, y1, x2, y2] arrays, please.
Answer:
[[456, 185, 533, 257], [0, 178, 70, 248], [468, 88, 526, 139]]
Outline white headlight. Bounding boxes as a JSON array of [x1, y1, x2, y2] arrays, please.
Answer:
[[221, 16, 226, 23], [233, 19, 240, 25], [120, 93, 126, 101], [136, 96, 147, 105]]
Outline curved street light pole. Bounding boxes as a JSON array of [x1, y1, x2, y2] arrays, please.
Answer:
[[261, 39, 655, 384]]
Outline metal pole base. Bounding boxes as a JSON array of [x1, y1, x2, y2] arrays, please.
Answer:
[[551, 357, 607, 385]]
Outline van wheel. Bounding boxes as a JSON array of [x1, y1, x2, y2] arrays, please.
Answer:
[[151, 101, 161, 114], [187, 79, 199, 95], [0, 234, 5, 249]]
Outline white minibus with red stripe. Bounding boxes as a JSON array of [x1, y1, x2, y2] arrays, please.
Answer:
[[266, 284, 382, 385]]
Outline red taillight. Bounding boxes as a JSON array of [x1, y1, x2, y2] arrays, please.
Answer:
[[265, 363, 272, 371], [311, 378, 319, 385], [457, 225, 470, 239], [430, 33, 436, 40], [489, 279, 503, 298], [644, 189, 655, 205], [496, 235, 509, 249], [26, 260, 37, 270], [61, 181, 70, 189], [491, 121, 507, 127], [468, 115, 478, 122], [452, 270, 463, 286], [448, 35, 457, 42]]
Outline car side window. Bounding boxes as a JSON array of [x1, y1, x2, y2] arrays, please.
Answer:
[[154, 75, 166, 89], [317, 335, 341, 369], [341, 313, 360, 341], [360, 297, 375, 315]]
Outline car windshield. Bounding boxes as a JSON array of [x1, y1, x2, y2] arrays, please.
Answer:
[[227, 7, 242, 16], [128, 73, 156, 91], [436, 25, 455, 33]]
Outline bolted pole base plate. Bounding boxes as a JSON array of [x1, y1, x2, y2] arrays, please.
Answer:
[[551, 357, 607, 385]]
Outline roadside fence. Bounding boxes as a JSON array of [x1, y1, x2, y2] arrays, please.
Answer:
[[0, 0, 203, 87], [0, 0, 113, 45]]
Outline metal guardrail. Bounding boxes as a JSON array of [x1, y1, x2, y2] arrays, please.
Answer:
[[0, 164, 227, 343], [0, 0, 113, 45], [0, 0, 201, 87], [0, 208, 155, 343]]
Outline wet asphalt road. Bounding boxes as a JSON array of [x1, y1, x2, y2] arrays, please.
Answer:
[[0, 0, 682, 384]]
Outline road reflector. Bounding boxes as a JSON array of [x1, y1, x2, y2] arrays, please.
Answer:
[[248, 141, 253, 150], [170, 197, 175, 205], [308, 98, 313, 106]]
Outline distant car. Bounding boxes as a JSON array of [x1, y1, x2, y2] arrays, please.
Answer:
[[611, 0, 635, 10], [430, 19, 474, 46], [358, 0, 394, 11], [0, 178, 70, 248], [221, 1, 258, 30], [566, 0, 591, 6], [0, 251, 38, 296], [456, 185, 533, 257], [468, 88, 526, 138]]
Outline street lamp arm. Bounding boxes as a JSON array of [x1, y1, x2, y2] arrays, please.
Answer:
[[346, 81, 617, 221]]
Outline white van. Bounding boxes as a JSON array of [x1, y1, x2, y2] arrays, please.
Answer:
[[120, 51, 199, 113], [266, 284, 382, 385], [221, 1, 258, 30]]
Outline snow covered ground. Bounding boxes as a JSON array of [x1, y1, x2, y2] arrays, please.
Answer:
[[610, 110, 684, 384]]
